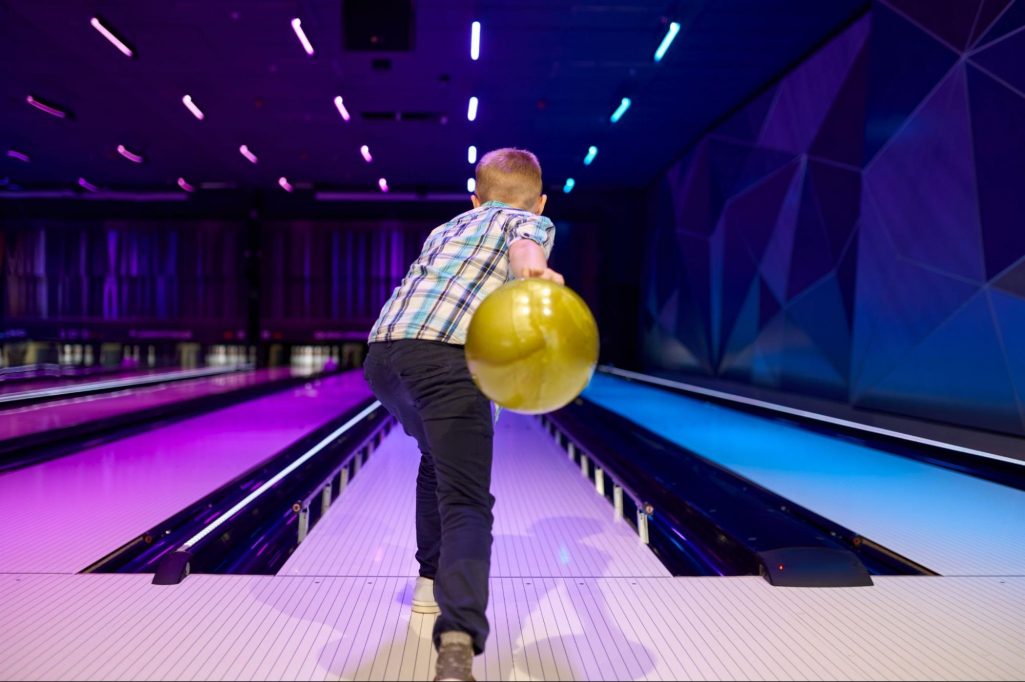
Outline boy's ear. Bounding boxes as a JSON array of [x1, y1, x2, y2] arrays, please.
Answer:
[[535, 194, 548, 215], [471, 194, 482, 209]]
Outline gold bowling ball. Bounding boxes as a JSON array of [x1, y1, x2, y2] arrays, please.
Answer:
[[465, 278, 599, 414]]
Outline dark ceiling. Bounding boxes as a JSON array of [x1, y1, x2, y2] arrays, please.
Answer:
[[0, 0, 868, 197]]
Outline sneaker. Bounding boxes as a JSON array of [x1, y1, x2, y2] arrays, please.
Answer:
[[412, 576, 440, 615], [434, 631, 474, 682]]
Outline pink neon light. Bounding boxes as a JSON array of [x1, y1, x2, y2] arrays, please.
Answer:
[[291, 18, 314, 55], [239, 145, 258, 164], [90, 17, 133, 57], [378, 178, 389, 193], [177, 177, 195, 192], [278, 176, 293, 192], [360, 145, 372, 163], [182, 95, 205, 120], [26, 95, 67, 119], [116, 144, 143, 163], [6, 149, 30, 163], [78, 177, 98, 192], [333, 96, 351, 122]]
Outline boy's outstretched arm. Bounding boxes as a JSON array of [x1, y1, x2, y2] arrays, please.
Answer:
[[508, 240, 564, 285]]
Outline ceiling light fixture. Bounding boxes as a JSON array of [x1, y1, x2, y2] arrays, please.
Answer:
[[470, 21, 481, 60], [26, 95, 67, 119], [177, 177, 195, 192], [467, 96, 478, 122], [239, 145, 258, 164], [291, 18, 314, 56], [583, 146, 598, 166], [116, 144, 143, 163], [563, 178, 575, 193], [654, 22, 681, 62], [278, 176, 293, 192], [6, 150, 30, 163], [360, 145, 372, 163], [182, 95, 205, 120], [610, 97, 631, 124], [334, 96, 351, 122], [378, 178, 389, 193], [89, 17, 133, 58], [467, 178, 476, 193], [78, 177, 98, 192], [468, 145, 477, 164]]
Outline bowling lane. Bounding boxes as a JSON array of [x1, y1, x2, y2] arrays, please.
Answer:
[[583, 372, 1025, 576], [0, 367, 293, 444], [281, 411, 670, 579], [0, 366, 206, 399], [0, 370, 372, 574]]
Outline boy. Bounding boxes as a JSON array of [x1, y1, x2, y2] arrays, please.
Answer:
[[363, 148, 562, 681]]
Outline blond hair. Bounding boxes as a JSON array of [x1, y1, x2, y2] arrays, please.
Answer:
[[474, 148, 542, 208]]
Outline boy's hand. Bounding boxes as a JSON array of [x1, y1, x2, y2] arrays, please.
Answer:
[[524, 267, 564, 286]]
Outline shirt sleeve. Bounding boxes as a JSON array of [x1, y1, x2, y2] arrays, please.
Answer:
[[503, 212, 556, 258]]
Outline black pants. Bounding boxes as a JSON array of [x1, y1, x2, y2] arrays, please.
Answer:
[[362, 339, 494, 654]]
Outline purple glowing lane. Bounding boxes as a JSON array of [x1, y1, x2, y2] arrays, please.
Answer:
[[360, 145, 372, 163], [239, 145, 258, 164], [78, 177, 98, 192], [0, 367, 185, 399], [116, 144, 143, 163], [291, 18, 314, 55], [334, 96, 350, 122], [278, 176, 293, 192], [177, 177, 195, 192], [90, 17, 133, 57], [26, 95, 67, 119], [6, 149, 30, 162], [0, 368, 293, 443], [182, 94, 204, 120], [0, 371, 372, 573]]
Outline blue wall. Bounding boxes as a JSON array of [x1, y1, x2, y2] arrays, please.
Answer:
[[642, 1, 1025, 436]]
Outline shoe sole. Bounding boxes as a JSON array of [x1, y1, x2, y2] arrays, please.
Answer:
[[412, 601, 441, 615]]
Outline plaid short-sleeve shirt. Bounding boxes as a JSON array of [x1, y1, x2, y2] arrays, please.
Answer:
[[368, 201, 556, 345]]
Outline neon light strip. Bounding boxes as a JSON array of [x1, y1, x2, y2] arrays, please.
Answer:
[[291, 18, 314, 55], [470, 21, 481, 60], [467, 96, 478, 121], [599, 367, 1024, 467], [360, 145, 372, 163], [278, 176, 293, 192], [7, 149, 30, 162], [610, 97, 631, 123], [654, 22, 681, 62], [78, 177, 98, 192], [26, 95, 67, 119], [0, 366, 233, 405], [583, 146, 598, 165], [182, 95, 204, 120], [334, 96, 351, 121], [177, 177, 195, 192], [239, 145, 258, 164], [90, 17, 133, 57], [181, 401, 382, 550], [117, 144, 143, 163]]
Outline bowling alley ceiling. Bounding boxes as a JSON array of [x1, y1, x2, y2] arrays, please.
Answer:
[[0, 0, 867, 196]]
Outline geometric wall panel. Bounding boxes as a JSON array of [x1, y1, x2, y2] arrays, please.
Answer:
[[642, 0, 1025, 436]]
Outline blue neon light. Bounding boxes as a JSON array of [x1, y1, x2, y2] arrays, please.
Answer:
[[654, 22, 681, 62], [610, 97, 631, 123]]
